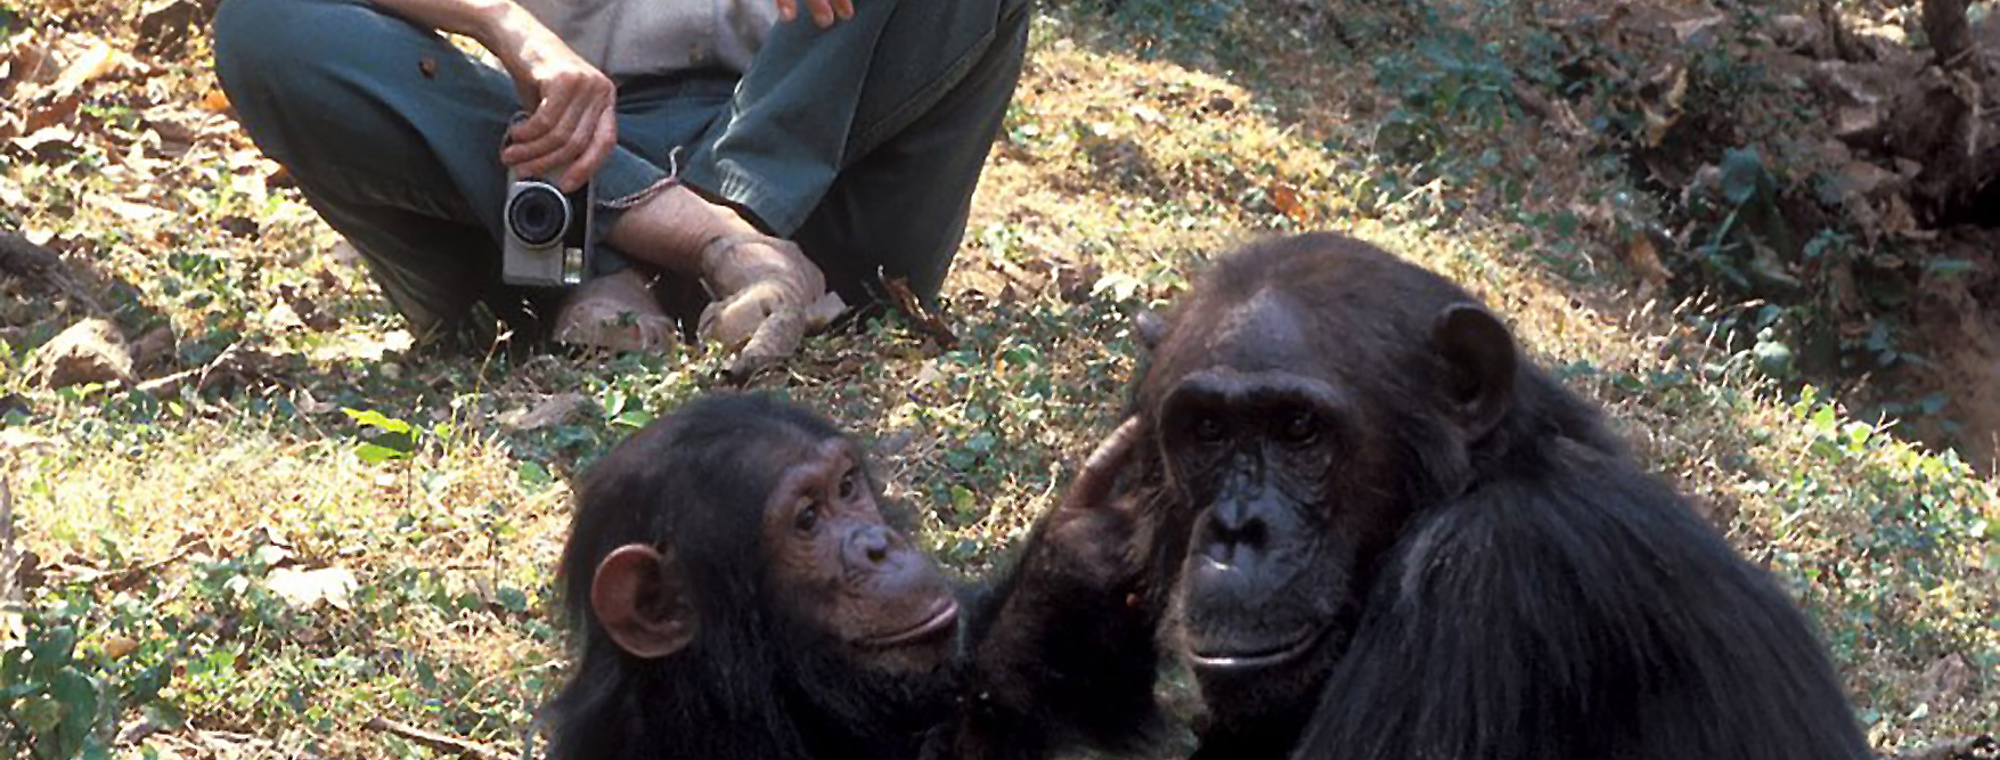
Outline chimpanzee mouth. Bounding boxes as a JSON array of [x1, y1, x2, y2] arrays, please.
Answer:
[[1185, 624, 1327, 671], [860, 598, 961, 648]]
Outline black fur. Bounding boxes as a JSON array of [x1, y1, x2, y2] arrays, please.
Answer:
[[1124, 233, 1871, 760], [543, 393, 1162, 760]]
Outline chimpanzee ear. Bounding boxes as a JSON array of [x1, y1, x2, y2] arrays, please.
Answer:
[[1133, 308, 1168, 350], [1431, 303, 1517, 441], [592, 543, 697, 659]]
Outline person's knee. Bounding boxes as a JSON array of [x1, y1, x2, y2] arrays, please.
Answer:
[[213, 0, 377, 105]]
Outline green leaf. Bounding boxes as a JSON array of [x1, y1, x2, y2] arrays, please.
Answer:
[[949, 485, 977, 516], [353, 442, 409, 464], [1718, 147, 1766, 206], [1924, 257, 1974, 278], [28, 625, 78, 671], [51, 668, 101, 753], [612, 410, 654, 429], [342, 408, 412, 435], [496, 587, 529, 613], [518, 461, 553, 489]]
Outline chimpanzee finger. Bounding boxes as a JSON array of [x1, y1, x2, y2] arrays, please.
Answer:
[[1064, 417, 1144, 512]]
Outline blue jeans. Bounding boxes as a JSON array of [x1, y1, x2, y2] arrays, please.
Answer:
[[213, 0, 1030, 340]]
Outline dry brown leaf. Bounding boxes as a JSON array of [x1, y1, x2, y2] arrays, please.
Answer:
[[103, 635, 140, 660], [1270, 182, 1314, 225], [197, 87, 231, 112], [1623, 231, 1673, 291], [49, 39, 125, 96], [7, 123, 78, 162], [85, 192, 168, 223]]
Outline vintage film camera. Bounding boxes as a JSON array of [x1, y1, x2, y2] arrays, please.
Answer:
[[501, 168, 594, 287]]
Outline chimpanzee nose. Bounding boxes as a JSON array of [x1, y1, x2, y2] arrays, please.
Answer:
[[1199, 500, 1269, 566], [848, 525, 901, 566]]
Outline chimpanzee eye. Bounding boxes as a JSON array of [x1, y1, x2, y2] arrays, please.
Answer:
[[794, 503, 820, 533], [838, 469, 860, 501], [1193, 415, 1226, 444], [1281, 411, 1318, 446]]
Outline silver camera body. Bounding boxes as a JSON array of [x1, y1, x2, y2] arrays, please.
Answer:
[[501, 171, 594, 288]]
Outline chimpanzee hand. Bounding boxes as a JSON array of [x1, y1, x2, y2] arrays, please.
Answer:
[[492, 18, 616, 193], [773, 0, 855, 27], [1041, 418, 1148, 589], [954, 418, 1164, 760]]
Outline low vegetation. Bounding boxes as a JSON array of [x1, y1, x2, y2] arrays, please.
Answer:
[[0, 0, 1994, 757]]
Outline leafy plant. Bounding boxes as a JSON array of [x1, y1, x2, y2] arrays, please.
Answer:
[[2, 602, 113, 760]]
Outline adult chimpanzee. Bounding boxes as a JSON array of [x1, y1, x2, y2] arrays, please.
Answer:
[[541, 393, 1162, 760], [1116, 232, 1873, 760]]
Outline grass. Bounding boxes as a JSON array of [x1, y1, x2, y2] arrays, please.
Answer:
[[1, 0, 1996, 757]]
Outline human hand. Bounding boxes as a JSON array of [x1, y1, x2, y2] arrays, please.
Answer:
[[773, 0, 854, 28], [695, 235, 844, 376], [492, 22, 616, 192]]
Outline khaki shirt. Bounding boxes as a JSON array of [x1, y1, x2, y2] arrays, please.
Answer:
[[514, 0, 779, 77]]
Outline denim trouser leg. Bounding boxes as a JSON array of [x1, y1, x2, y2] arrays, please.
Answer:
[[682, 0, 1033, 303], [213, 0, 1030, 335], [213, 0, 696, 339]]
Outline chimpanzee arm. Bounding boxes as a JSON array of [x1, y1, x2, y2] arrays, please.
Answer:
[[1292, 451, 1872, 760], [944, 422, 1168, 760]]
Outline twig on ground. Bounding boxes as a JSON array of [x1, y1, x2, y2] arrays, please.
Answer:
[[1889, 735, 1998, 760], [363, 716, 510, 760], [880, 276, 959, 349]]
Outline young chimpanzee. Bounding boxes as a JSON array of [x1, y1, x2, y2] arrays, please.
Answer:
[[541, 393, 1162, 760], [1112, 232, 1873, 760]]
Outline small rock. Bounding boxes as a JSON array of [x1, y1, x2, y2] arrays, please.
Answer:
[[130, 325, 176, 368], [135, 0, 199, 57], [1770, 14, 1823, 52], [265, 566, 359, 611], [27, 318, 134, 389], [499, 392, 594, 432], [1838, 160, 1901, 200]]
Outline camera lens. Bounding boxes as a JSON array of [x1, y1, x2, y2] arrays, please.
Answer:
[[507, 182, 569, 246]]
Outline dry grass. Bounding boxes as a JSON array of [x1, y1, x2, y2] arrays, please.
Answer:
[[0, 0, 1995, 757]]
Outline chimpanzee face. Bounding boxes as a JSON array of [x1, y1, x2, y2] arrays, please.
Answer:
[[1146, 291, 1391, 716], [760, 437, 959, 674]]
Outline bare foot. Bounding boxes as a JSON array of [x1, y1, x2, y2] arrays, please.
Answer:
[[553, 268, 678, 353]]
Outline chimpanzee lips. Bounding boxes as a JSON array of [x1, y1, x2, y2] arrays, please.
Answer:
[[859, 597, 961, 648], [1185, 623, 1327, 671]]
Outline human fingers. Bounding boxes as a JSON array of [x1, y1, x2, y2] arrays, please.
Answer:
[[801, 291, 848, 331], [724, 307, 807, 380], [831, 0, 854, 22], [697, 286, 784, 350], [804, 0, 835, 27], [556, 102, 618, 192], [507, 76, 568, 148], [774, 0, 797, 22], [506, 86, 592, 172]]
